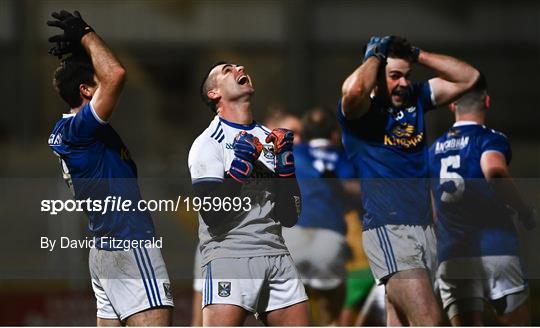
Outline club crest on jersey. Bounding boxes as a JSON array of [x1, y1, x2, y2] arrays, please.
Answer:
[[392, 123, 416, 138], [163, 282, 173, 299], [218, 281, 231, 297], [262, 146, 275, 160]]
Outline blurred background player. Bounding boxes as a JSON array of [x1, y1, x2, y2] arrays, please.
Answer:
[[188, 62, 309, 325], [263, 108, 303, 145], [338, 210, 385, 326], [281, 107, 357, 325], [338, 35, 479, 325], [429, 74, 536, 326], [46, 10, 173, 325]]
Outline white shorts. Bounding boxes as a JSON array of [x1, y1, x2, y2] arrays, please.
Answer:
[[193, 246, 204, 292], [437, 255, 528, 311], [202, 254, 308, 315], [282, 226, 348, 290], [363, 224, 437, 282], [89, 247, 174, 320]]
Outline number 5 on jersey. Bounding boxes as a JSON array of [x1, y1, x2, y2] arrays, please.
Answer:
[[440, 155, 464, 203]]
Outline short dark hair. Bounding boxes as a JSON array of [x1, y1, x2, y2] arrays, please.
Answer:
[[200, 61, 228, 113], [387, 36, 416, 62], [301, 107, 337, 141], [454, 73, 487, 114], [53, 52, 96, 108]]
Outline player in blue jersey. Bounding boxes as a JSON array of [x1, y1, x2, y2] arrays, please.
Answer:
[[282, 107, 357, 324], [338, 35, 480, 325], [46, 10, 173, 325], [429, 75, 535, 325]]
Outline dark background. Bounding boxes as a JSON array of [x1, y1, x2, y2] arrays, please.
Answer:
[[0, 0, 538, 325]]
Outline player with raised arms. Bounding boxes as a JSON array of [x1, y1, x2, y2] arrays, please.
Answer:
[[188, 62, 309, 326], [338, 35, 479, 325], [46, 10, 173, 326], [429, 74, 536, 325]]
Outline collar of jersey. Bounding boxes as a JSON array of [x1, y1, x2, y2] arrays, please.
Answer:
[[453, 120, 480, 127], [309, 138, 332, 148], [219, 117, 257, 130], [62, 113, 76, 118]]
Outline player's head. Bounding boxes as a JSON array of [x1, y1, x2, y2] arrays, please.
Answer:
[[379, 37, 416, 108], [200, 61, 254, 113], [301, 107, 339, 143], [450, 73, 489, 116], [53, 52, 97, 108]]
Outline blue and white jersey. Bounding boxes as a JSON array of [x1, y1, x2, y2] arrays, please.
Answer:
[[188, 116, 290, 266], [429, 121, 517, 262], [294, 139, 356, 235], [338, 81, 436, 230], [48, 102, 155, 249]]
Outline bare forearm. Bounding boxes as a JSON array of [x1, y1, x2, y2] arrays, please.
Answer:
[[81, 32, 125, 84], [489, 175, 529, 214], [341, 57, 380, 118], [418, 51, 478, 85]]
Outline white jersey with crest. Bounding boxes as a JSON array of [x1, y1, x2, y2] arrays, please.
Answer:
[[188, 115, 289, 266]]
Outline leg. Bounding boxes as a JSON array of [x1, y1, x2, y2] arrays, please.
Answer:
[[385, 293, 407, 326], [125, 307, 173, 326], [262, 301, 310, 326], [450, 311, 483, 326], [494, 292, 531, 326], [202, 304, 249, 326], [445, 298, 484, 326], [386, 268, 443, 326], [97, 318, 121, 326], [356, 284, 387, 326], [312, 284, 345, 325], [191, 291, 203, 326]]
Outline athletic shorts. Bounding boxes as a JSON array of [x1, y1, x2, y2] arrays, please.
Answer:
[[201, 254, 308, 316], [193, 246, 204, 292], [343, 268, 376, 309], [282, 226, 348, 290], [437, 255, 528, 315], [89, 247, 174, 320], [363, 224, 437, 282]]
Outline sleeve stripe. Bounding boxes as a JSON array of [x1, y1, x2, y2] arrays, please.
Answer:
[[210, 122, 222, 138], [427, 80, 437, 106], [214, 129, 224, 141], [89, 101, 108, 125], [192, 177, 224, 184]]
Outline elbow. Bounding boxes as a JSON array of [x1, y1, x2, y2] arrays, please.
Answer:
[[103, 65, 126, 88], [341, 87, 368, 118], [464, 68, 481, 91], [111, 66, 127, 85], [485, 166, 509, 181]]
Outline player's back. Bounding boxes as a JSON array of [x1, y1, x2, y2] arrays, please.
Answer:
[[48, 103, 155, 248], [294, 140, 355, 235], [429, 122, 518, 262]]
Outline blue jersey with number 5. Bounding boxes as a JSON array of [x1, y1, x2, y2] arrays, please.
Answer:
[[428, 122, 518, 262]]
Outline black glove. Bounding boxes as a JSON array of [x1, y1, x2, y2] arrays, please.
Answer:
[[47, 10, 93, 45], [48, 40, 83, 59]]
